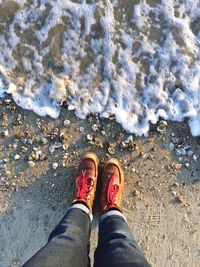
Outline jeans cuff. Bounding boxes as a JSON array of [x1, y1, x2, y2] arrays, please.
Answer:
[[68, 203, 93, 221], [100, 210, 127, 223]]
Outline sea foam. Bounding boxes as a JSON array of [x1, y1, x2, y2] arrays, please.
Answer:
[[0, 0, 200, 136]]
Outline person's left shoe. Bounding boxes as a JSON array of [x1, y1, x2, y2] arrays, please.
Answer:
[[73, 153, 99, 210]]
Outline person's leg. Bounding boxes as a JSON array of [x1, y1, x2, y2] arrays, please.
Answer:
[[23, 153, 99, 267], [94, 210, 151, 267], [95, 158, 151, 267], [23, 204, 92, 267]]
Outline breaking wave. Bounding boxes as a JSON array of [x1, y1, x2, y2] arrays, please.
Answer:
[[0, 0, 200, 136]]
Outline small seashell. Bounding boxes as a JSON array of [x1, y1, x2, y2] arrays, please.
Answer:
[[59, 133, 68, 143], [62, 144, 69, 151], [121, 141, 128, 148], [28, 155, 33, 161], [108, 147, 115, 155], [49, 145, 55, 154], [79, 127, 84, 133], [157, 120, 167, 132], [52, 162, 58, 170], [177, 195, 184, 203], [28, 139, 33, 145], [193, 155, 197, 161], [170, 162, 182, 170], [185, 163, 190, 168], [125, 135, 133, 144], [139, 152, 146, 158], [94, 137, 103, 148], [1, 130, 9, 138], [14, 154, 20, 160], [28, 161, 35, 168], [92, 124, 98, 132], [21, 146, 28, 153], [13, 143, 18, 150], [87, 134, 93, 141], [34, 150, 42, 161], [54, 142, 62, 149], [63, 119, 70, 127]]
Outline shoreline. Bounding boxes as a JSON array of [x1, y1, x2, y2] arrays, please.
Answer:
[[0, 98, 200, 266]]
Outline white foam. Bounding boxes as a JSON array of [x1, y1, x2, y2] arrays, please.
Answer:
[[0, 0, 200, 135]]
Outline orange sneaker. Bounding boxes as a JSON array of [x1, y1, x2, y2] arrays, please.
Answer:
[[73, 153, 99, 210], [100, 158, 124, 213]]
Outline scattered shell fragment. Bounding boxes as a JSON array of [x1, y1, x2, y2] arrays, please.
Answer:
[[13, 143, 18, 150], [172, 191, 177, 196], [133, 189, 140, 197], [79, 127, 84, 133], [21, 146, 28, 153], [120, 139, 137, 151], [121, 141, 128, 148], [193, 155, 198, 161], [28, 161, 35, 168], [177, 195, 184, 203], [54, 142, 62, 149], [34, 150, 41, 161], [59, 132, 68, 143], [52, 162, 58, 170], [170, 162, 182, 170], [28, 139, 33, 145], [157, 120, 167, 132], [14, 154, 20, 160], [31, 150, 47, 161], [62, 144, 69, 151], [139, 152, 146, 158], [87, 134, 93, 141], [108, 144, 115, 155], [185, 163, 190, 168], [49, 145, 55, 154], [125, 135, 133, 144], [92, 124, 98, 132], [1, 130, 9, 138], [94, 137, 103, 148], [63, 119, 70, 127]]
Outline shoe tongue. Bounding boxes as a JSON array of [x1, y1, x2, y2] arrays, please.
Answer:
[[107, 171, 119, 182]]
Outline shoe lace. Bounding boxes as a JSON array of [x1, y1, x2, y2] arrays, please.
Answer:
[[107, 173, 119, 205], [75, 170, 94, 199]]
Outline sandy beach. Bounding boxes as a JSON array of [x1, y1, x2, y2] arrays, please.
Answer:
[[0, 98, 199, 267]]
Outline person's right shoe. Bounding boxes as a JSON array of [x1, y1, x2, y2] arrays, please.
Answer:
[[100, 158, 124, 213], [73, 153, 99, 211]]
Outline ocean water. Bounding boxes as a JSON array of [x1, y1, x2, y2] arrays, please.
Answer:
[[0, 0, 200, 136]]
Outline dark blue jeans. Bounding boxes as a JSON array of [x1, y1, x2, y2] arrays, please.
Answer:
[[23, 208, 151, 267]]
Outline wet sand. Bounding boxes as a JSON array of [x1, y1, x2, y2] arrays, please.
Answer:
[[0, 98, 199, 267]]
